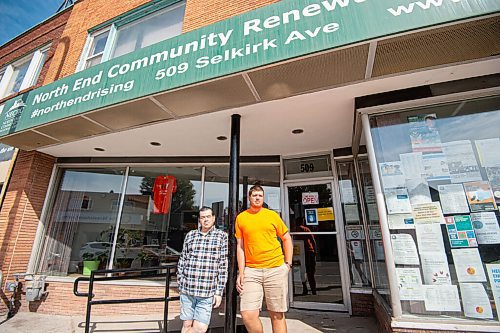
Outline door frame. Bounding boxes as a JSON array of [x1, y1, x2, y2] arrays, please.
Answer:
[[283, 177, 351, 312]]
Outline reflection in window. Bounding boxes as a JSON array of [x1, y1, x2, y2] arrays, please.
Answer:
[[38, 168, 126, 276], [369, 95, 500, 321], [81, 2, 185, 69], [112, 4, 185, 58], [337, 161, 372, 288], [114, 167, 202, 270]]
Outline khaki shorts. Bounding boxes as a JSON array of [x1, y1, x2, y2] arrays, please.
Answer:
[[240, 264, 289, 312]]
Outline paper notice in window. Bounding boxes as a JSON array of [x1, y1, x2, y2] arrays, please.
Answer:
[[464, 181, 497, 212], [412, 202, 445, 224], [415, 222, 446, 254], [438, 184, 470, 214], [396, 268, 424, 301], [391, 234, 419, 265], [385, 187, 412, 214], [459, 283, 493, 319], [388, 214, 415, 230], [475, 138, 500, 167], [486, 264, 500, 321], [452, 248, 487, 282], [471, 212, 500, 244], [442, 140, 482, 183], [424, 285, 461, 312], [379, 162, 405, 189], [420, 253, 452, 285]]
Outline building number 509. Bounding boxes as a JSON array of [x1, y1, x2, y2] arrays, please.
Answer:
[[155, 62, 189, 80]]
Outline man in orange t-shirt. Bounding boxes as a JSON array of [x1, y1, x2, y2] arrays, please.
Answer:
[[235, 184, 293, 333]]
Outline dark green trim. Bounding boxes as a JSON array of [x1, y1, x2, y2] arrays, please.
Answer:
[[88, 0, 182, 33], [56, 155, 281, 164]]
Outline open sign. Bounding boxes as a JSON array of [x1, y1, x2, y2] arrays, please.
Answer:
[[302, 192, 319, 205]]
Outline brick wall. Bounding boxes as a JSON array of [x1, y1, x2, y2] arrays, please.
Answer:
[[374, 295, 392, 333], [20, 281, 179, 316], [183, 0, 280, 32], [350, 292, 374, 316], [43, 0, 151, 82], [0, 151, 55, 317], [44, 0, 280, 81], [0, 9, 71, 104]]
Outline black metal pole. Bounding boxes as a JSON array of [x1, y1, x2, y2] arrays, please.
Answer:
[[242, 176, 248, 211], [163, 268, 170, 333], [225, 114, 240, 333]]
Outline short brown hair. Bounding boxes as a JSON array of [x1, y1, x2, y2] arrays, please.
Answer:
[[249, 184, 264, 196]]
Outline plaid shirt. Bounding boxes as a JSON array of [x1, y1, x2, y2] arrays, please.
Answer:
[[177, 227, 228, 297]]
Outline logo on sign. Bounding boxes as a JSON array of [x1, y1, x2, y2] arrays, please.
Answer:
[[302, 192, 319, 205]]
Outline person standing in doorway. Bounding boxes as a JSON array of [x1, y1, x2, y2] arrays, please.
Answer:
[[236, 184, 293, 333], [177, 207, 228, 333]]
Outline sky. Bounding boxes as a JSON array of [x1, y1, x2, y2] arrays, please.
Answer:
[[0, 0, 63, 46]]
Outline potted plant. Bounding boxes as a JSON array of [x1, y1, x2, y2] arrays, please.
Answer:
[[81, 251, 107, 276]]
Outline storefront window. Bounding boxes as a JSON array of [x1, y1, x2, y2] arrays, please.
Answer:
[[358, 158, 391, 305], [38, 164, 279, 276], [337, 160, 372, 288], [113, 167, 202, 270], [39, 168, 126, 276], [369, 95, 500, 322]]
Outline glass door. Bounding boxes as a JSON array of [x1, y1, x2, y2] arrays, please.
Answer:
[[285, 180, 349, 311]]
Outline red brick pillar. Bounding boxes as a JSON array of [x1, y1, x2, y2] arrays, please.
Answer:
[[0, 151, 55, 317]]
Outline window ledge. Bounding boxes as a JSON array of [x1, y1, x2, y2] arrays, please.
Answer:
[[392, 317, 500, 332], [43, 275, 178, 288]]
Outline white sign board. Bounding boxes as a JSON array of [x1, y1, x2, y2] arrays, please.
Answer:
[[302, 192, 319, 205]]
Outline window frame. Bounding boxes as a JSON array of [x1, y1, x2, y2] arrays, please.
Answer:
[[76, 0, 185, 72], [0, 44, 51, 99]]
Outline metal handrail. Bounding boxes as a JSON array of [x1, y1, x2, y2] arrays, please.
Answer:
[[73, 264, 179, 333]]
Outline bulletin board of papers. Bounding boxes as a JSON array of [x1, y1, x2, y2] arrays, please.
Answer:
[[371, 99, 500, 322]]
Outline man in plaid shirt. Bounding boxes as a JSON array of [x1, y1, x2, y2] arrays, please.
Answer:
[[177, 206, 228, 333]]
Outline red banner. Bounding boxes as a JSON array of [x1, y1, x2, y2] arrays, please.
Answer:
[[153, 175, 177, 214]]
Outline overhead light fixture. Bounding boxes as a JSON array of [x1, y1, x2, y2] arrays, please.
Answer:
[[217, 136, 228, 141], [94, 147, 105, 151], [150, 142, 161, 146], [292, 129, 304, 134]]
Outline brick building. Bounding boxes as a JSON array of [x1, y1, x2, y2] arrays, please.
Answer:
[[0, 1, 499, 332]]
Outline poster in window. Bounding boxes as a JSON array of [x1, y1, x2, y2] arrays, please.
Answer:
[[153, 175, 177, 214], [415, 222, 446, 254], [438, 184, 470, 214], [379, 162, 405, 189], [486, 264, 500, 321], [464, 181, 497, 212], [396, 267, 425, 301], [412, 202, 445, 225], [485, 167, 500, 204], [423, 285, 461, 312], [442, 140, 482, 183], [470, 212, 500, 244], [407, 114, 442, 153], [400, 152, 424, 179], [445, 215, 478, 248], [391, 234, 419, 265], [459, 283, 493, 319], [384, 187, 412, 214], [422, 153, 450, 182], [388, 213, 415, 230], [420, 253, 452, 285], [451, 248, 487, 282], [475, 138, 500, 167]]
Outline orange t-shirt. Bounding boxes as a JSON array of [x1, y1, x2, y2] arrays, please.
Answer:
[[235, 208, 289, 268]]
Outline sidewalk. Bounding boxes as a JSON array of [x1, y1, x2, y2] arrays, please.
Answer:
[[0, 309, 378, 333]]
